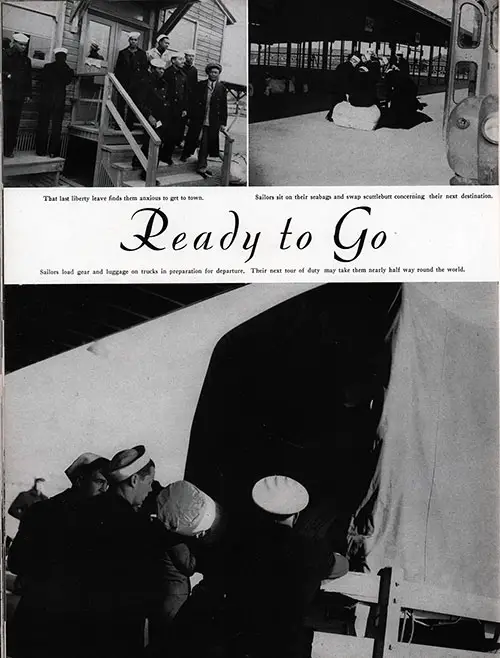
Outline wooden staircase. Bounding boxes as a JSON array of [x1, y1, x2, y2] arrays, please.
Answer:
[[99, 142, 224, 187]]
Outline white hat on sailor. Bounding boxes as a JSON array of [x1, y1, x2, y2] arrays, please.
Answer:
[[184, 48, 196, 56], [13, 33, 29, 44], [128, 32, 140, 39], [252, 475, 309, 516], [65, 452, 107, 483], [157, 480, 217, 536], [108, 445, 152, 482], [156, 34, 169, 43], [150, 57, 167, 69], [54, 47, 68, 55], [170, 50, 182, 59]]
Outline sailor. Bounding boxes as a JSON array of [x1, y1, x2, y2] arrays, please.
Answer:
[[228, 475, 343, 658], [88, 41, 104, 60], [177, 48, 198, 147], [147, 33, 170, 63], [8, 453, 109, 658], [162, 51, 189, 165], [35, 47, 74, 157], [114, 32, 148, 129], [155, 481, 226, 658], [8, 477, 47, 520], [3, 33, 32, 158], [73, 445, 157, 658], [133, 57, 169, 180], [325, 52, 361, 122], [183, 62, 227, 178]]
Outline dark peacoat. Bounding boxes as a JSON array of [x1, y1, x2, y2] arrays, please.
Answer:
[[189, 79, 228, 156], [2, 47, 32, 101], [114, 46, 148, 96]]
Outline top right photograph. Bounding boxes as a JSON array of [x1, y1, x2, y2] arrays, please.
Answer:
[[249, 0, 498, 186]]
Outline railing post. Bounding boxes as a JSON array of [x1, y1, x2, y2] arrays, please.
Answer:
[[220, 131, 234, 186], [146, 138, 159, 187], [93, 74, 111, 187]]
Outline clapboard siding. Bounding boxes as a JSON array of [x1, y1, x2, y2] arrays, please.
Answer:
[[12, 0, 236, 142]]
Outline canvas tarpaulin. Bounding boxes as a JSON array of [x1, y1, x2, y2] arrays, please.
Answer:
[[366, 283, 499, 600]]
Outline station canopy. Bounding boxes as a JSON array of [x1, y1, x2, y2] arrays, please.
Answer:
[[250, 0, 451, 47]]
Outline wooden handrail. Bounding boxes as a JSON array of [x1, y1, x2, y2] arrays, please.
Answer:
[[107, 73, 161, 146], [93, 73, 161, 187]]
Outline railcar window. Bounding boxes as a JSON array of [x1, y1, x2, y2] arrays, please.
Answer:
[[491, 6, 498, 51], [458, 3, 482, 48], [453, 61, 478, 102]]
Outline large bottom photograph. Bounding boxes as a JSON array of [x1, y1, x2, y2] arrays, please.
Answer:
[[4, 282, 500, 658]]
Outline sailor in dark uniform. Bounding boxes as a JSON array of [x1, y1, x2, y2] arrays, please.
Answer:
[[8, 477, 47, 521], [114, 32, 149, 129], [325, 53, 361, 122], [8, 454, 109, 658], [162, 51, 189, 165], [133, 57, 169, 180], [35, 48, 74, 157], [73, 445, 157, 658], [3, 33, 32, 158], [178, 48, 198, 146], [228, 476, 347, 658]]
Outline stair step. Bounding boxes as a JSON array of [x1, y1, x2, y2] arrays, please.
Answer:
[[102, 143, 141, 153], [124, 171, 221, 187], [112, 159, 202, 179]]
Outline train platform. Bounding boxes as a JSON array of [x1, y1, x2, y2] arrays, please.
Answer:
[[249, 91, 452, 186]]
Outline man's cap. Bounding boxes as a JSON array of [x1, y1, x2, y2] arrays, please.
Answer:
[[150, 58, 167, 69], [252, 475, 309, 515], [170, 50, 182, 59], [184, 48, 196, 56], [54, 47, 68, 55], [205, 62, 222, 73], [108, 445, 152, 482], [90, 41, 100, 48], [156, 34, 169, 43], [128, 32, 140, 39], [157, 480, 217, 536], [34, 477, 46, 483], [65, 453, 108, 483], [13, 33, 29, 44]]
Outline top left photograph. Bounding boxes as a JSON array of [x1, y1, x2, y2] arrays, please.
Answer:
[[2, 0, 247, 188]]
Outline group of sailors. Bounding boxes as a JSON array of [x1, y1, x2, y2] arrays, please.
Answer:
[[115, 32, 228, 179], [8, 446, 350, 658], [2, 31, 228, 180], [326, 50, 430, 130]]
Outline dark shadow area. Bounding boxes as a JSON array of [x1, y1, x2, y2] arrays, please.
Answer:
[[185, 283, 401, 538]]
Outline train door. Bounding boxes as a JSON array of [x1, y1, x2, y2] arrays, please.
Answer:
[[444, 0, 498, 184]]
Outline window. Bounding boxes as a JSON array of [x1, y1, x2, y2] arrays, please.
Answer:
[[453, 61, 478, 103], [2, 3, 56, 67], [250, 42, 259, 65], [309, 41, 323, 69], [491, 6, 498, 51], [326, 41, 342, 69], [458, 3, 482, 48], [163, 11, 197, 58], [268, 43, 287, 67]]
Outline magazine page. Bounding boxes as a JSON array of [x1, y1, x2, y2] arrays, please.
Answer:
[[2, 1, 500, 658]]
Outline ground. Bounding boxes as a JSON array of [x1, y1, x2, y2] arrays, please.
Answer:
[[249, 92, 452, 186]]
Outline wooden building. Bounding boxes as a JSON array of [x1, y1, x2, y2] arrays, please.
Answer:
[[2, 0, 236, 184]]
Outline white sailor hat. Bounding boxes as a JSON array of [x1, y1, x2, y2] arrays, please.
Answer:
[[128, 32, 140, 39], [150, 57, 167, 69], [156, 34, 169, 43], [13, 33, 29, 44], [170, 50, 182, 59], [157, 481, 217, 537], [54, 47, 68, 55], [108, 445, 153, 482], [65, 452, 108, 483], [252, 475, 309, 516], [184, 48, 196, 56]]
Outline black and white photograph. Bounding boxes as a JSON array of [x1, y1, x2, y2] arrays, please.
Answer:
[[249, 0, 498, 186], [2, 0, 247, 188], [3, 282, 499, 658]]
